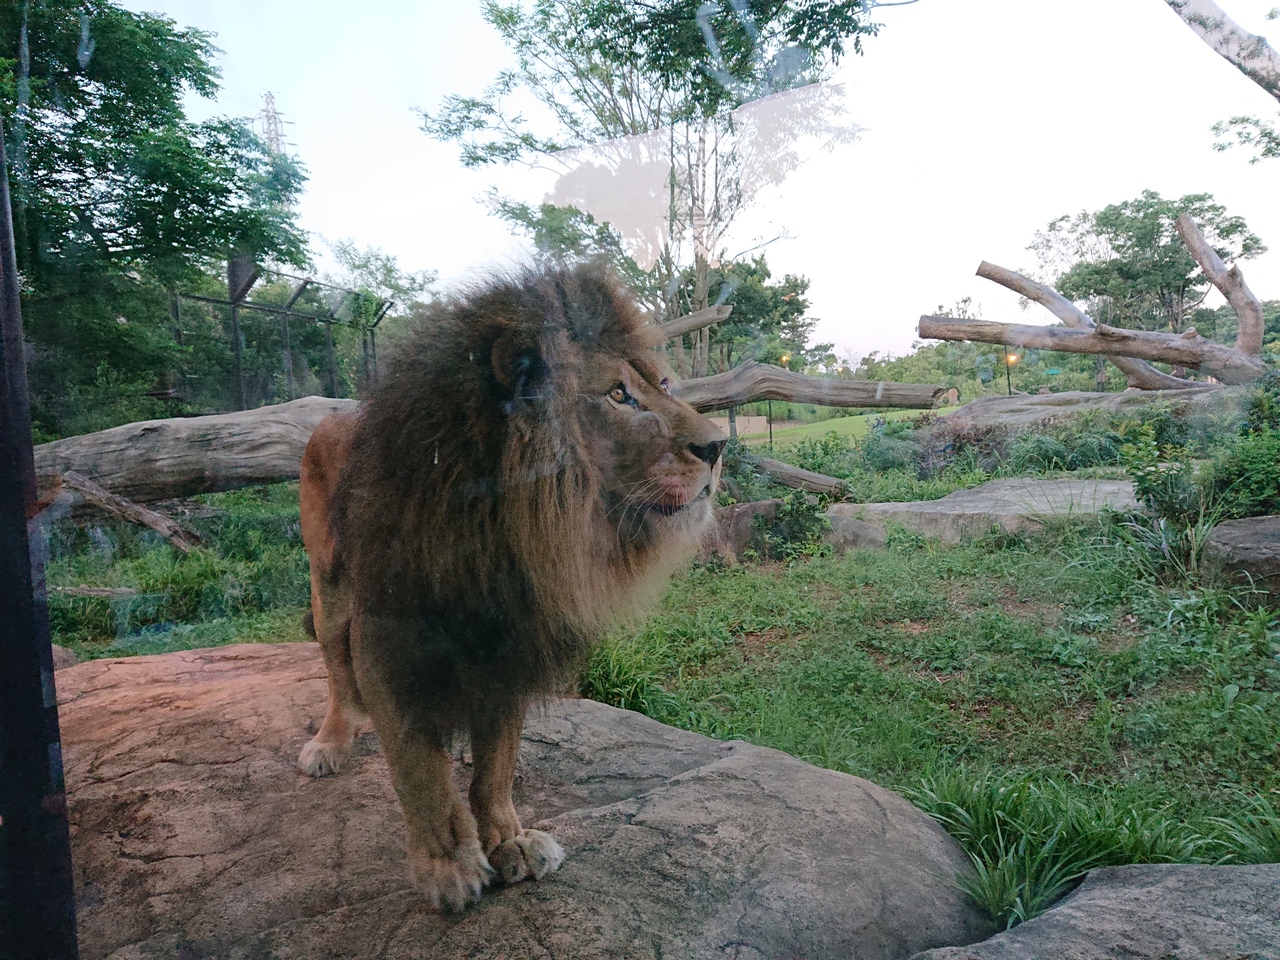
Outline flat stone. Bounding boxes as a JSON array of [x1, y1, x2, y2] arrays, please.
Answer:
[[1204, 515, 1280, 595], [828, 477, 1140, 544], [58, 643, 992, 960], [699, 498, 781, 562], [911, 863, 1280, 960]]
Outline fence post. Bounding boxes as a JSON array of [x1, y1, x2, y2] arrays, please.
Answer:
[[0, 116, 81, 960]]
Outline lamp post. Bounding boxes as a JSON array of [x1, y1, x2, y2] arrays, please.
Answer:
[[1005, 352, 1018, 396]]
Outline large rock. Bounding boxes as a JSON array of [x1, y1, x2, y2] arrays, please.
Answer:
[[829, 477, 1140, 544], [911, 863, 1280, 960], [941, 388, 1241, 430], [1203, 515, 1280, 595], [58, 643, 992, 960]]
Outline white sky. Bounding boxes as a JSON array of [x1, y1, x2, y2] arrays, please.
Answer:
[[122, 0, 1280, 360]]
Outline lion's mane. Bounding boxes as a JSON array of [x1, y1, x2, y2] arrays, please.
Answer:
[[330, 265, 695, 726]]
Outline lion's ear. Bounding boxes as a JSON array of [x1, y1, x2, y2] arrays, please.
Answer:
[[491, 333, 546, 407]]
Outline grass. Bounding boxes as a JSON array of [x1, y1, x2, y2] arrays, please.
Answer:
[[581, 527, 1280, 927], [43, 476, 1280, 931], [740, 409, 920, 447]]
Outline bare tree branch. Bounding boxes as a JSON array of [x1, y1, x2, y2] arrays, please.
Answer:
[[755, 458, 849, 495], [657, 304, 733, 340], [1174, 212, 1266, 356], [976, 261, 1201, 390], [59, 472, 203, 553], [918, 316, 1264, 384], [1163, 0, 1280, 102], [671, 360, 945, 411]]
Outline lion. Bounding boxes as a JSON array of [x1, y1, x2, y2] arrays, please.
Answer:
[[296, 264, 726, 912]]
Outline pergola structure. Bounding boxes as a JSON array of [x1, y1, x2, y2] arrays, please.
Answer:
[[180, 261, 394, 410]]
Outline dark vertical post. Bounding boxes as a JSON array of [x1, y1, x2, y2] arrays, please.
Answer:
[[280, 316, 293, 401], [361, 329, 371, 387], [1005, 353, 1013, 396], [768, 400, 773, 451], [228, 302, 246, 410], [324, 321, 339, 398], [369, 328, 377, 386], [0, 118, 80, 960]]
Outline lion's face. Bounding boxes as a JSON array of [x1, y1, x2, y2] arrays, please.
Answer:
[[577, 350, 726, 542]]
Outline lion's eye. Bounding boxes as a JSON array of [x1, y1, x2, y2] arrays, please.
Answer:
[[608, 385, 629, 405], [659, 377, 670, 394]]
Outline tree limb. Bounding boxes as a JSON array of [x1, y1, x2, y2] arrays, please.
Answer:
[[1174, 212, 1266, 356], [657, 304, 733, 340], [918, 316, 1264, 384], [755, 458, 848, 495], [976, 261, 1202, 390], [671, 359, 945, 411], [59, 471, 203, 553], [1163, 0, 1280, 102]]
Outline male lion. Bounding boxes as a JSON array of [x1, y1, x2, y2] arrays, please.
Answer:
[[296, 264, 726, 911]]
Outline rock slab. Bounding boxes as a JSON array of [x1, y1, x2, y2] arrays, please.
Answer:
[[58, 643, 991, 960], [1204, 515, 1280, 595], [911, 863, 1280, 960], [830, 477, 1140, 544]]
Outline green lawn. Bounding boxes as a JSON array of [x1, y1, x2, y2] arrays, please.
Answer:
[[740, 409, 925, 448]]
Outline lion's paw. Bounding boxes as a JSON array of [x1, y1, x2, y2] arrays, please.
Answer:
[[297, 737, 350, 777], [410, 839, 494, 913], [490, 829, 566, 884]]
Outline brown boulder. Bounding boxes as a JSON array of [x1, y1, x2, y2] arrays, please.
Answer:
[[1203, 515, 1280, 595], [59, 643, 991, 959]]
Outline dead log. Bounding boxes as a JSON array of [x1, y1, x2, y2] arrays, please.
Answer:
[[975, 261, 1197, 391], [657, 305, 733, 340], [49, 585, 139, 599], [917, 316, 1265, 385], [35, 395, 358, 503], [1175, 213, 1266, 356], [60, 471, 202, 553], [672, 360, 945, 411], [755, 458, 848, 495]]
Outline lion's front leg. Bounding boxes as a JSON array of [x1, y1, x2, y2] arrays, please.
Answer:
[[470, 701, 565, 885], [353, 630, 493, 911]]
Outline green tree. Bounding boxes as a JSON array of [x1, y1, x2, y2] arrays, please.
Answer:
[[421, 0, 871, 375], [703, 255, 829, 372], [1029, 190, 1264, 336], [2, 0, 308, 436]]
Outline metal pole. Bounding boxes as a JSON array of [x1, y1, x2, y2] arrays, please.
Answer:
[[1005, 353, 1012, 396], [369, 328, 377, 386], [0, 116, 80, 960], [768, 400, 773, 451], [324, 321, 338, 398], [281, 316, 293, 401], [229, 303, 246, 410]]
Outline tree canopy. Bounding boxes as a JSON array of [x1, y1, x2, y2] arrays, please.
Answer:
[[3, 0, 309, 437], [1029, 190, 1264, 335]]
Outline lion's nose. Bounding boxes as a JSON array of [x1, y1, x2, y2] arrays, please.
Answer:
[[689, 439, 727, 465]]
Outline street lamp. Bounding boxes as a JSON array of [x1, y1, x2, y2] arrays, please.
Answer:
[[1005, 352, 1018, 396]]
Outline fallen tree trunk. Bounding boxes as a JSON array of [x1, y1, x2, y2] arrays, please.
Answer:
[[673, 360, 945, 411], [35, 396, 357, 503], [754, 458, 848, 496], [975, 261, 1198, 391], [657, 305, 733, 340], [917, 316, 1266, 384], [1175, 213, 1266, 356], [59, 471, 203, 553]]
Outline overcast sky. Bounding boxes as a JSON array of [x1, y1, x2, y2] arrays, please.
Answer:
[[123, 0, 1280, 361]]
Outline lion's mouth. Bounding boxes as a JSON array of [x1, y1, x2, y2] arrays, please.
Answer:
[[646, 485, 712, 517]]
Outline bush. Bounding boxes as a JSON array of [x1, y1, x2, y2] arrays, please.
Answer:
[[1205, 426, 1280, 520], [1008, 434, 1070, 474], [750, 491, 830, 560]]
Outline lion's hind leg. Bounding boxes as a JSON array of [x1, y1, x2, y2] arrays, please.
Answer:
[[470, 702, 566, 885], [298, 615, 366, 777]]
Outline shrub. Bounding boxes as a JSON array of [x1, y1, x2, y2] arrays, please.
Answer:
[[1008, 434, 1070, 474], [750, 491, 830, 560], [1204, 426, 1280, 520]]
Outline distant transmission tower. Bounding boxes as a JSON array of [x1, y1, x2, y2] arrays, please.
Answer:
[[258, 92, 285, 155]]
